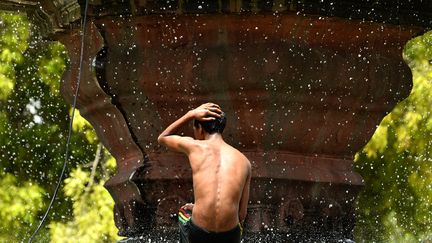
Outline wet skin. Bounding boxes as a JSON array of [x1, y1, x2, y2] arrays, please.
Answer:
[[158, 103, 251, 232]]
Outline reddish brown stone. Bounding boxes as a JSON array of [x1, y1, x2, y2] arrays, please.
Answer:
[[56, 23, 148, 235], [55, 12, 423, 240]]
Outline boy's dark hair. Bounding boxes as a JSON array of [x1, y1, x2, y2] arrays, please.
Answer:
[[193, 112, 226, 134]]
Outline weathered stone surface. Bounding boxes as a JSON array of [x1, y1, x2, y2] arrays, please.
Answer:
[[56, 22, 148, 236], [1, 0, 431, 37], [89, 13, 421, 237]]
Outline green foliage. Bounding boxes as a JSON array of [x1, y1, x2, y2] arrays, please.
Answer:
[[0, 173, 44, 242], [49, 158, 119, 243], [0, 11, 119, 242], [354, 31, 432, 242], [49, 111, 119, 242], [72, 110, 99, 144], [38, 42, 67, 95], [0, 12, 29, 100]]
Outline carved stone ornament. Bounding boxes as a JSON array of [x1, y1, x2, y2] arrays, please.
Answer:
[[0, 0, 82, 37]]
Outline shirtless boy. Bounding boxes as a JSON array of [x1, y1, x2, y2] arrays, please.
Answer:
[[158, 103, 251, 243]]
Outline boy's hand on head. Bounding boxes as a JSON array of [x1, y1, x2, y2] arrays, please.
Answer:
[[190, 103, 222, 121]]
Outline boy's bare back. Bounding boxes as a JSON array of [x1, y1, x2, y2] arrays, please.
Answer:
[[158, 103, 251, 241], [188, 139, 251, 232]]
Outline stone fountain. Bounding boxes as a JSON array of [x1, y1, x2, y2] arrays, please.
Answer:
[[2, 0, 431, 241]]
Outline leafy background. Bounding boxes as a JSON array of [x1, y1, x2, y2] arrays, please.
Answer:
[[0, 11, 431, 242], [354, 30, 432, 242], [0, 12, 119, 242]]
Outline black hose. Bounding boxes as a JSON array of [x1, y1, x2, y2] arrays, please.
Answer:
[[28, 0, 90, 241]]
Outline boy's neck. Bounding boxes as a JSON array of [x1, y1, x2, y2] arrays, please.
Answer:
[[204, 133, 223, 141]]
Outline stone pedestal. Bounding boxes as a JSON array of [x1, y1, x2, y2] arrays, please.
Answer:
[[73, 13, 419, 239]]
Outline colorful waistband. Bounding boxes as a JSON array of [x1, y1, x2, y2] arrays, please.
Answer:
[[178, 208, 192, 224], [178, 207, 243, 236]]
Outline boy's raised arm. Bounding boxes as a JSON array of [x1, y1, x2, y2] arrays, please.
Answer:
[[157, 103, 222, 154]]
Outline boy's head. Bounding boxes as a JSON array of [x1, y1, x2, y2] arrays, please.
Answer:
[[193, 112, 226, 139]]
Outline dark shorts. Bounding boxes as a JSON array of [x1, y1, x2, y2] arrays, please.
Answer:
[[178, 208, 243, 243]]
